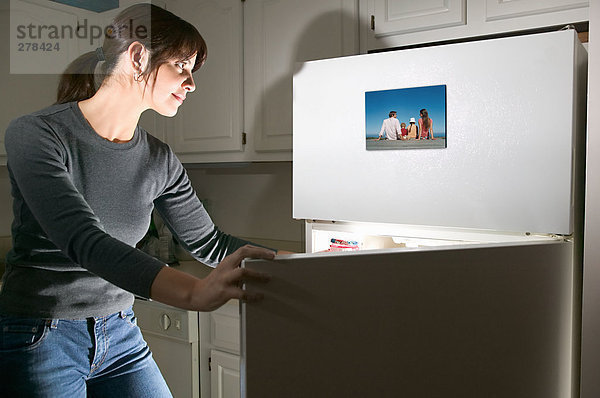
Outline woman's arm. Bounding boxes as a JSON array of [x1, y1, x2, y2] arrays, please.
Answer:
[[152, 149, 274, 266], [150, 244, 274, 311]]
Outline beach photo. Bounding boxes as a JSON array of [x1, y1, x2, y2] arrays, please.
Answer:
[[365, 85, 447, 150]]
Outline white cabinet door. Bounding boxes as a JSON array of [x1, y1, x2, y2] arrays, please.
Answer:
[[361, 0, 589, 51], [211, 350, 240, 398], [209, 299, 240, 353], [0, 1, 72, 163], [485, 0, 588, 22], [167, 0, 245, 155], [144, 334, 200, 398], [200, 300, 241, 398], [8, 0, 81, 75], [134, 299, 201, 398], [244, 0, 359, 152], [369, 0, 466, 37]]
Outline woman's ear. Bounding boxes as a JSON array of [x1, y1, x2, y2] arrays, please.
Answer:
[[127, 41, 149, 74]]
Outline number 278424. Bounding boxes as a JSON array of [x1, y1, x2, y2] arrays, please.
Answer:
[[17, 42, 60, 52]]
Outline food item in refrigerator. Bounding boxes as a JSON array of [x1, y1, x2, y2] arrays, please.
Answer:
[[328, 238, 360, 252]]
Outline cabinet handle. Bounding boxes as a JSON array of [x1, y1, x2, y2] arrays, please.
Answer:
[[371, 15, 375, 31]]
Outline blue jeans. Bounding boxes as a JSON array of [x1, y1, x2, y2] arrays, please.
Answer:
[[0, 307, 172, 397]]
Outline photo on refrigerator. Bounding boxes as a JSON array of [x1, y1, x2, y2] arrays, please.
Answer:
[[365, 84, 447, 150]]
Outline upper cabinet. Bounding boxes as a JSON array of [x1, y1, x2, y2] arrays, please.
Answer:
[[165, 0, 245, 160], [0, 0, 76, 163], [360, 0, 589, 51], [244, 0, 359, 153], [166, 0, 359, 163], [367, 0, 467, 38]]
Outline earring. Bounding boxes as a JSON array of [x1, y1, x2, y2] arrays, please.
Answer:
[[134, 72, 143, 82]]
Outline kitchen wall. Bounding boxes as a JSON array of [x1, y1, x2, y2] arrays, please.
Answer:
[[185, 162, 303, 253]]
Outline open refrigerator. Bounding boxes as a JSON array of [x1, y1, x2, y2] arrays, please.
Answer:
[[241, 29, 588, 398]]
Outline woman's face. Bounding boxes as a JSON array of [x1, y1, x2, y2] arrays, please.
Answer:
[[147, 54, 197, 117]]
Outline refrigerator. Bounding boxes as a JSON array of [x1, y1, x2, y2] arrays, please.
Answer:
[[241, 30, 588, 398]]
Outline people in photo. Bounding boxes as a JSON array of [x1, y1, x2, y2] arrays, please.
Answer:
[[378, 111, 401, 140], [407, 117, 419, 140], [418, 108, 435, 140], [399, 122, 408, 140]]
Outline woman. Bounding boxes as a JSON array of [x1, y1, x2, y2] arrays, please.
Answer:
[[0, 4, 274, 397], [418, 108, 435, 140]]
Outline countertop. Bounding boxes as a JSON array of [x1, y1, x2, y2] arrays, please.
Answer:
[[169, 260, 213, 279]]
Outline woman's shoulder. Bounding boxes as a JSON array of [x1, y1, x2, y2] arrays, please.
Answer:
[[8, 103, 72, 128], [136, 126, 176, 159], [6, 103, 76, 145], [136, 127, 185, 176], [138, 126, 167, 148], [5, 103, 77, 157]]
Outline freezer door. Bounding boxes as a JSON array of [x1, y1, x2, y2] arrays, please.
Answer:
[[293, 30, 588, 235], [241, 241, 576, 398]]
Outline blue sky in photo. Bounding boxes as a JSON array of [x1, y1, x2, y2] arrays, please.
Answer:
[[365, 85, 446, 138]]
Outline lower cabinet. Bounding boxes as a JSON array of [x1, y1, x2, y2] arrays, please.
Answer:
[[210, 350, 241, 398], [201, 299, 241, 398], [134, 299, 201, 398], [136, 298, 242, 398]]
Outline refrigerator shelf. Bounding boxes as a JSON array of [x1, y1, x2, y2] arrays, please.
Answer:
[[306, 219, 563, 253]]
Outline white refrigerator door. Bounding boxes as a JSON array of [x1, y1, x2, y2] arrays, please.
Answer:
[[241, 241, 576, 398], [293, 30, 587, 235]]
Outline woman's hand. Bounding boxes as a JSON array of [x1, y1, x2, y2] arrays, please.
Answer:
[[191, 245, 274, 311], [150, 245, 274, 312]]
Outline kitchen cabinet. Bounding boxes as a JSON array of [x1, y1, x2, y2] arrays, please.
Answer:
[[0, 0, 72, 163], [210, 350, 240, 398], [363, 0, 467, 40], [165, 0, 245, 160], [200, 299, 241, 398], [165, 0, 359, 163], [134, 299, 201, 398], [360, 0, 589, 51], [243, 0, 359, 154]]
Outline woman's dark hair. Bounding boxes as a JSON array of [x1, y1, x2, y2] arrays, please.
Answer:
[[420, 108, 430, 130], [56, 3, 207, 104]]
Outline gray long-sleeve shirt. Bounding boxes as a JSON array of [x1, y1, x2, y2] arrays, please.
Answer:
[[1, 102, 250, 318]]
